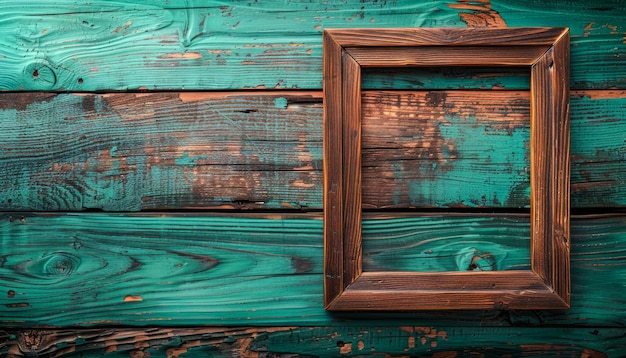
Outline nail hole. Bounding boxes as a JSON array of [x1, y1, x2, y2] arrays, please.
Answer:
[[7, 198, 12, 204], [33, 69, 39, 78], [78, 78, 84, 84], [20, 216, 26, 223], [9, 216, 14, 223], [7, 290, 15, 298]]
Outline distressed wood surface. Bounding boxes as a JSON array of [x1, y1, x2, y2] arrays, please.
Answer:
[[362, 90, 531, 209], [0, 92, 323, 211], [2, 213, 626, 327], [347, 45, 551, 67], [322, 30, 344, 307], [1, 90, 624, 211], [326, 27, 568, 47], [1, 0, 625, 356], [325, 27, 571, 311], [529, 30, 571, 307], [362, 66, 533, 90], [1, 326, 624, 357], [362, 215, 530, 272], [0, 0, 625, 91]]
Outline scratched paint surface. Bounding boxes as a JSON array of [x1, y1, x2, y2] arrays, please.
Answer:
[[1, 91, 625, 211], [1, 326, 624, 356], [1, 213, 626, 327], [0, 92, 323, 211], [362, 215, 530, 272], [1, 0, 626, 356], [0, 0, 625, 91], [362, 91, 531, 209]]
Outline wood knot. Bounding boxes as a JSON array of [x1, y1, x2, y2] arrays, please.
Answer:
[[455, 247, 498, 271], [468, 253, 497, 271], [17, 330, 52, 353], [42, 252, 80, 277], [23, 61, 57, 90], [15, 252, 81, 281]]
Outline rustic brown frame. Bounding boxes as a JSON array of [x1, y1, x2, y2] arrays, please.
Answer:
[[323, 27, 570, 310]]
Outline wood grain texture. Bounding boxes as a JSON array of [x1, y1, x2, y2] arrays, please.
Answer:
[[325, 27, 569, 310], [0, 92, 323, 211], [327, 27, 567, 47], [0, 1, 625, 90], [340, 52, 363, 292], [528, 29, 570, 307], [362, 66, 533, 90], [362, 214, 531, 272], [0, 0, 623, 355], [1, 90, 624, 211], [347, 45, 550, 67], [322, 31, 344, 307], [2, 213, 626, 326], [361, 90, 532, 210], [1, 326, 623, 357]]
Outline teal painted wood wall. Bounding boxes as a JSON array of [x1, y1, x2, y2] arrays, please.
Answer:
[[1, 1, 626, 357]]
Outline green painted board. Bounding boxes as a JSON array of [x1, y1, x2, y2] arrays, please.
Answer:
[[2, 213, 626, 327], [2, 326, 625, 357], [362, 214, 531, 272], [1, 91, 625, 211], [0, 92, 323, 211], [0, 0, 625, 91]]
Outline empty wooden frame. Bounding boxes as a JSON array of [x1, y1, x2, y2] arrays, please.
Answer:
[[323, 27, 570, 310]]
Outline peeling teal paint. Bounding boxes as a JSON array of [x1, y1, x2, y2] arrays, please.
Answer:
[[401, 114, 530, 208], [175, 151, 208, 166], [1, 1, 625, 91], [274, 97, 288, 109]]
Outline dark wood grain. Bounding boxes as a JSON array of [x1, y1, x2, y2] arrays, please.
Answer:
[[347, 46, 550, 67], [322, 31, 344, 308], [324, 27, 570, 311], [530, 29, 571, 307], [552, 30, 572, 308], [341, 52, 363, 290], [326, 27, 568, 47], [1, 326, 622, 357]]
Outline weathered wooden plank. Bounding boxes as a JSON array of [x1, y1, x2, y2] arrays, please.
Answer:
[[0, 0, 624, 91], [1, 90, 624, 211], [363, 90, 625, 209], [362, 214, 531, 272], [362, 66, 532, 90], [1, 326, 624, 357], [1, 213, 626, 327], [0, 92, 323, 211], [361, 90, 531, 209], [0, 213, 324, 326]]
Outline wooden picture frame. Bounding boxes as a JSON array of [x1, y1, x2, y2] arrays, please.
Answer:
[[323, 27, 570, 310]]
